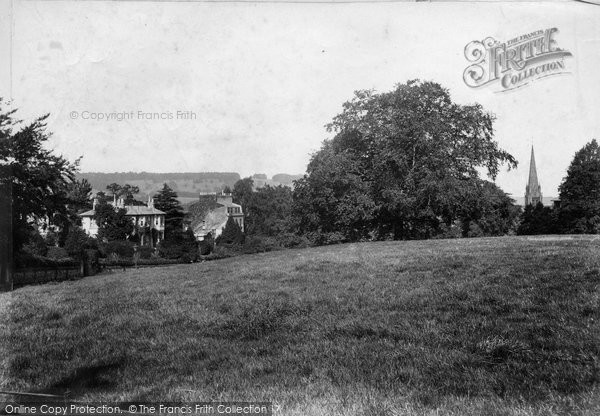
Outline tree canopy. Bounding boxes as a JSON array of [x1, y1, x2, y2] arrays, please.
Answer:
[[558, 139, 600, 233], [0, 100, 80, 252], [233, 177, 254, 210], [154, 183, 184, 239], [293, 80, 517, 241]]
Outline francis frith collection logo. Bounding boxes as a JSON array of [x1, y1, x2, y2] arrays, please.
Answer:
[[463, 28, 573, 92]]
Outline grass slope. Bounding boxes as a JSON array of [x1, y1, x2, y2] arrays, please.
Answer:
[[1, 237, 600, 415]]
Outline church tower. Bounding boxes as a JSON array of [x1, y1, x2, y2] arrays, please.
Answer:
[[525, 146, 542, 205]]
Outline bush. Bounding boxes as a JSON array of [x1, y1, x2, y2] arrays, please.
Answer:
[[84, 249, 101, 275], [46, 246, 69, 259], [274, 233, 311, 249], [101, 240, 136, 258], [100, 257, 180, 267], [44, 231, 58, 247], [157, 230, 199, 262], [137, 246, 154, 259], [22, 231, 48, 257], [199, 239, 213, 255], [201, 246, 235, 261], [14, 253, 78, 269], [64, 227, 98, 256], [432, 222, 463, 239]]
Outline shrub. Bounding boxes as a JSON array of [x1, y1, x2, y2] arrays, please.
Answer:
[[137, 246, 154, 259], [101, 240, 136, 258], [100, 257, 180, 267], [275, 233, 311, 249], [22, 231, 48, 257], [14, 253, 78, 269], [199, 239, 213, 255], [46, 246, 69, 259], [44, 231, 58, 247], [64, 227, 98, 256], [157, 230, 199, 262]]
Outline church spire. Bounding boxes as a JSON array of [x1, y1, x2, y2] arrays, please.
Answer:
[[525, 146, 542, 205]]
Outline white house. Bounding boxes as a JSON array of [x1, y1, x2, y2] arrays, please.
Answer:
[[80, 195, 166, 246]]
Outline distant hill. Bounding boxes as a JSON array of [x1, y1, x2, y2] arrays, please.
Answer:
[[78, 172, 304, 199], [271, 173, 303, 185], [78, 172, 241, 198]]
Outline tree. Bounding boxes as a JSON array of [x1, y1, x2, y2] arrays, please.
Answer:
[[64, 226, 96, 257], [54, 178, 93, 245], [294, 80, 517, 241], [93, 201, 134, 241], [517, 202, 557, 235], [245, 185, 294, 236], [0, 100, 80, 253], [106, 183, 140, 205], [158, 227, 198, 261], [154, 183, 184, 239], [233, 177, 254, 210], [218, 216, 244, 245], [557, 139, 600, 234]]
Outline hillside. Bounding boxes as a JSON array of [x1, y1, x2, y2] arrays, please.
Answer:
[[78, 172, 304, 199], [1, 237, 599, 415], [78, 172, 242, 198]]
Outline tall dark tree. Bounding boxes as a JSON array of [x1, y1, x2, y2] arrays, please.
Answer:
[[558, 139, 600, 233], [55, 178, 94, 245], [0, 100, 79, 253], [93, 201, 133, 241], [219, 216, 244, 245], [517, 202, 557, 235], [154, 183, 184, 239], [233, 177, 254, 210], [294, 80, 517, 241]]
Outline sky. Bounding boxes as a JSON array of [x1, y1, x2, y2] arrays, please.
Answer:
[[1, 0, 600, 198]]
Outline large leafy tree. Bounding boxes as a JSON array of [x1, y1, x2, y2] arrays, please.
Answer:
[[0, 100, 80, 253], [154, 183, 184, 239], [294, 80, 517, 241], [557, 139, 600, 233], [245, 185, 295, 237], [233, 177, 254, 210]]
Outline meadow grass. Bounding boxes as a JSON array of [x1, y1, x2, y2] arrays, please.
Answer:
[[1, 236, 600, 415]]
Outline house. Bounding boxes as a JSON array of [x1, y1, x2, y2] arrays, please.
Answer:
[[79, 195, 166, 246], [184, 192, 244, 241]]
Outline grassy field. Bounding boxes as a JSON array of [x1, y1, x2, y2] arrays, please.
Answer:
[[1, 236, 600, 415]]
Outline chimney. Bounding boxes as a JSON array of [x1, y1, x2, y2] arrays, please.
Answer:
[[147, 195, 154, 208], [92, 197, 98, 210]]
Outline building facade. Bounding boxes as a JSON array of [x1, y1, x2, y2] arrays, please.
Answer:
[[184, 192, 244, 241], [80, 196, 166, 246]]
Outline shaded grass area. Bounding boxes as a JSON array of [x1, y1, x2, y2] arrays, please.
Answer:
[[1, 236, 600, 415]]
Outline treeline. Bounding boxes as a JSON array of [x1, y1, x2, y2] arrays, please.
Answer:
[[78, 172, 241, 194], [517, 140, 600, 235], [228, 82, 599, 248]]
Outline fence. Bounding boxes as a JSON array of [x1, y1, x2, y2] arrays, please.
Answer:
[[13, 263, 84, 288]]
